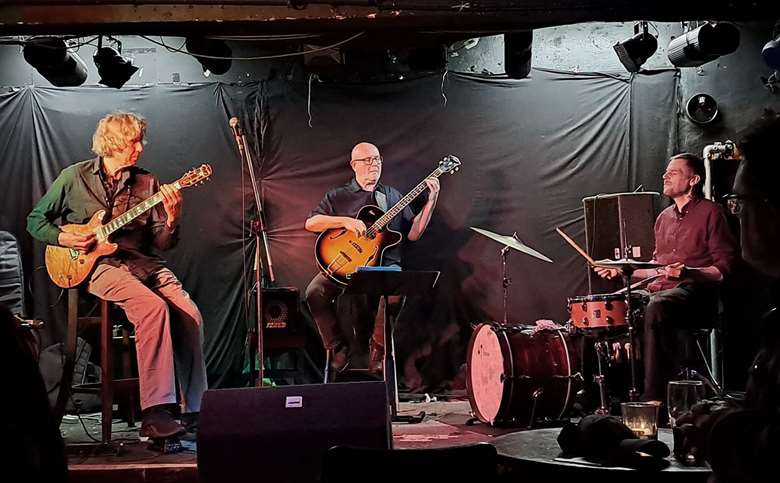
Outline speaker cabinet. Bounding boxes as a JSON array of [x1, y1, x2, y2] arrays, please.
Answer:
[[583, 192, 658, 293], [263, 287, 301, 333], [197, 381, 391, 483]]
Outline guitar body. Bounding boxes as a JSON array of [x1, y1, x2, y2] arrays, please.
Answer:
[[315, 205, 402, 286], [45, 210, 118, 288]]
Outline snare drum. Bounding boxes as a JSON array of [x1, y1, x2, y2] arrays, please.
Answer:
[[567, 293, 628, 329], [466, 323, 578, 426]]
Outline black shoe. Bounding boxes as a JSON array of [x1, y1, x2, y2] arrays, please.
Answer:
[[140, 405, 186, 440], [329, 344, 351, 373], [179, 412, 199, 441]]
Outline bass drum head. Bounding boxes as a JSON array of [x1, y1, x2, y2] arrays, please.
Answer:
[[466, 323, 509, 425]]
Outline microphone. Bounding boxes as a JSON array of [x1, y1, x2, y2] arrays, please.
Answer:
[[229, 116, 243, 136], [229, 117, 245, 154]]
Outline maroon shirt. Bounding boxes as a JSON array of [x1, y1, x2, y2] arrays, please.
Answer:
[[648, 198, 736, 292]]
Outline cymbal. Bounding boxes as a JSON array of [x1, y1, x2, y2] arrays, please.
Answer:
[[470, 227, 553, 263], [593, 258, 661, 269]]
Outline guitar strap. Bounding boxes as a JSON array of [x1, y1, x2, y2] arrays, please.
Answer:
[[375, 190, 388, 212]]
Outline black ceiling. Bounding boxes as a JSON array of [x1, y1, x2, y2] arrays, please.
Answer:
[[1, 1, 779, 37]]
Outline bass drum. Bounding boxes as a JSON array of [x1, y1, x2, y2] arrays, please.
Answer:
[[466, 323, 578, 426]]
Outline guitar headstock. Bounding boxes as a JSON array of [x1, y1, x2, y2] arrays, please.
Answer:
[[178, 164, 213, 188], [439, 155, 461, 175]]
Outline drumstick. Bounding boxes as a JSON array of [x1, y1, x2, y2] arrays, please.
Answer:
[[555, 227, 597, 266], [611, 274, 661, 294]]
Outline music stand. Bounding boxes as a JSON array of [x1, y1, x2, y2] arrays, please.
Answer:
[[344, 270, 440, 423]]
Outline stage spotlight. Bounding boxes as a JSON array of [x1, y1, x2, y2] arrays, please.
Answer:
[[185, 37, 232, 76], [505, 31, 533, 79], [613, 22, 657, 73], [762, 22, 780, 70], [94, 46, 139, 89], [667, 22, 740, 68], [23, 37, 88, 87], [685, 93, 719, 125]]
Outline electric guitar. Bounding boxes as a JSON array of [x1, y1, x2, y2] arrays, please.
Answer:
[[45, 164, 213, 288], [315, 155, 461, 285]]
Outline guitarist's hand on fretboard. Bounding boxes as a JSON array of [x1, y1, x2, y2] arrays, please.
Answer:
[[160, 183, 183, 227], [424, 177, 440, 202], [57, 231, 96, 254]]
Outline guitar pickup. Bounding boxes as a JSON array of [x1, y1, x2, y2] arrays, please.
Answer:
[[348, 241, 363, 253], [338, 251, 353, 262]]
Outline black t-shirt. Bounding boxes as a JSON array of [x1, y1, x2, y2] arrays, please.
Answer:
[[310, 178, 417, 267]]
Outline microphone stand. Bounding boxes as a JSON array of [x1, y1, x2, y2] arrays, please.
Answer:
[[231, 118, 275, 387]]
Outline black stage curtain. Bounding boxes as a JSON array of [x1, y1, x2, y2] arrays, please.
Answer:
[[0, 69, 678, 391]]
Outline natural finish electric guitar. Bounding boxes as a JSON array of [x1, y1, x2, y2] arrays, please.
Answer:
[[45, 164, 213, 288], [315, 155, 461, 285]]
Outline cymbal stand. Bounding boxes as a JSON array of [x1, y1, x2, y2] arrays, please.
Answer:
[[620, 263, 640, 401], [501, 243, 511, 325]]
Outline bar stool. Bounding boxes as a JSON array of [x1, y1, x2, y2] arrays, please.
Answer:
[[55, 288, 139, 444], [677, 300, 724, 394]]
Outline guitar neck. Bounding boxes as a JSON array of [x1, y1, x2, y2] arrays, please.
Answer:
[[99, 181, 182, 237], [371, 167, 443, 232]]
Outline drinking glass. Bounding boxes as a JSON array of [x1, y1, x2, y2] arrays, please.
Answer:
[[621, 401, 661, 439], [667, 380, 705, 428]]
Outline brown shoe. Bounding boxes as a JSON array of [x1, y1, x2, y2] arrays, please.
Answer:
[[368, 340, 384, 375], [329, 344, 351, 373], [140, 405, 186, 440]]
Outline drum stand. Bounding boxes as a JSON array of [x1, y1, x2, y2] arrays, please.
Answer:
[[593, 340, 610, 415]]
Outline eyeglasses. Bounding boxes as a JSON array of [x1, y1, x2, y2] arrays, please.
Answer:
[[723, 194, 769, 215], [352, 155, 383, 166]]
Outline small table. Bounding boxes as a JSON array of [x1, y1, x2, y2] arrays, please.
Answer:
[[492, 427, 711, 483]]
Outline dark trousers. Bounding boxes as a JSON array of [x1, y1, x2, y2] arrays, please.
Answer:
[[642, 284, 718, 400], [305, 272, 403, 353]]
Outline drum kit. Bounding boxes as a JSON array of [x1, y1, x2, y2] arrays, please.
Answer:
[[466, 226, 660, 427]]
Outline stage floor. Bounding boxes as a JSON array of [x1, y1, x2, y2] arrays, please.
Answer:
[[64, 397, 511, 483], [63, 397, 712, 483]]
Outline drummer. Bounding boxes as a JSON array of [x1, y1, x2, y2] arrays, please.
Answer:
[[595, 153, 736, 403]]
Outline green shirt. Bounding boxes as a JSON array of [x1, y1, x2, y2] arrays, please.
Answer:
[[27, 157, 178, 281]]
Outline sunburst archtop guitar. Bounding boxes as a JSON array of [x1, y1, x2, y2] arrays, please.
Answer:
[[45, 164, 213, 288], [315, 155, 461, 286]]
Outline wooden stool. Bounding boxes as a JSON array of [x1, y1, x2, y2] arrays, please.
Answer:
[[55, 288, 139, 444]]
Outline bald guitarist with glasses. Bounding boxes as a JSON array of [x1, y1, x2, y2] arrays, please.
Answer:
[[304, 142, 440, 375]]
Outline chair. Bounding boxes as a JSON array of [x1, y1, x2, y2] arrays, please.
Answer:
[[55, 288, 139, 444], [320, 443, 499, 483]]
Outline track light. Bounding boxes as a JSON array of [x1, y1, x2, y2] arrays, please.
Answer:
[[667, 22, 740, 68], [613, 22, 657, 73], [185, 37, 232, 76], [23, 37, 88, 87], [505, 31, 533, 79], [93, 38, 138, 89], [762, 22, 780, 70]]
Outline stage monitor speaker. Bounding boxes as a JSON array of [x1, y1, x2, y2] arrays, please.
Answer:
[[263, 287, 301, 333], [198, 381, 391, 483], [583, 192, 658, 293]]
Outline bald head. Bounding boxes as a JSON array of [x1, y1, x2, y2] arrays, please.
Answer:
[[350, 142, 382, 191], [351, 142, 379, 161]]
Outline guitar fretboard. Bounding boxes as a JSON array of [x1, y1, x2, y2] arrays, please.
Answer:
[[97, 181, 182, 239], [368, 167, 444, 234]]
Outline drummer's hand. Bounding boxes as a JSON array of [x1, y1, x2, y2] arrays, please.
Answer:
[[594, 267, 620, 279], [661, 262, 686, 280]]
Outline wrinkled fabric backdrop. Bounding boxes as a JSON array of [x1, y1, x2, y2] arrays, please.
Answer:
[[0, 69, 678, 391]]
